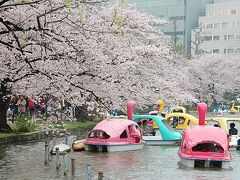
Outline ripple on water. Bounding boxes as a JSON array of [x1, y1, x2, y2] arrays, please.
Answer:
[[0, 136, 240, 180]]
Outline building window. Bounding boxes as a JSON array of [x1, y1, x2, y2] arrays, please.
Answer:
[[235, 48, 240, 53], [207, 24, 213, 29], [224, 35, 235, 40], [229, 10, 237, 15], [214, 23, 220, 28], [208, 11, 214, 16], [227, 49, 234, 54], [212, 49, 219, 54], [213, 10, 221, 16], [176, 31, 184, 35], [221, 22, 228, 28], [233, 22, 240, 27], [224, 49, 235, 54], [228, 35, 235, 40], [168, 16, 185, 20], [213, 36, 220, 40], [236, 34, 240, 40], [205, 36, 212, 41], [164, 32, 171, 35], [178, 16, 185, 20], [164, 31, 184, 36], [222, 10, 228, 16]]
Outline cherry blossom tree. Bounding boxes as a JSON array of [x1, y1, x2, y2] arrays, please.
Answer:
[[0, 0, 194, 132], [188, 54, 240, 104]]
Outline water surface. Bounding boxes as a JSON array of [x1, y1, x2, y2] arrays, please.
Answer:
[[0, 136, 239, 180]]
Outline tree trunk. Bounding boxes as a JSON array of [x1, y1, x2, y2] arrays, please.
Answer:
[[0, 81, 12, 132], [0, 103, 12, 132]]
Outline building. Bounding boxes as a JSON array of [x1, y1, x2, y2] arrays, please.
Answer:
[[112, 0, 214, 57], [191, 1, 240, 56]]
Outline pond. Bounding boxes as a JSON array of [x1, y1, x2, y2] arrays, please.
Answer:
[[0, 135, 240, 180]]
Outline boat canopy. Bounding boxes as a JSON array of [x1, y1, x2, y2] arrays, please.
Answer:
[[133, 115, 181, 140], [184, 126, 228, 151], [170, 107, 186, 113], [91, 119, 139, 138]]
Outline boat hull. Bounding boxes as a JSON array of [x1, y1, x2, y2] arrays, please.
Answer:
[[51, 143, 71, 155], [72, 139, 86, 151], [143, 136, 180, 145], [179, 156, 231, 169], [84, 143, 144, 152]]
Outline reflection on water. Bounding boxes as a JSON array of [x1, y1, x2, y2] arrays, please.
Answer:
[[1, 121, 240, 179], [1, 139, 240, 180]]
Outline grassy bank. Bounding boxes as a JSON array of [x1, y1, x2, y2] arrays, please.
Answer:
[[64, 121, 98, 129], [0, 121, 98, 139], [0, 133, 19, 138]]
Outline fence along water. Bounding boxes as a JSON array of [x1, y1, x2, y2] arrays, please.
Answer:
[[44, 136, 111, 180]]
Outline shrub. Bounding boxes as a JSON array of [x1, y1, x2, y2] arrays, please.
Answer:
[[15, 115, 37, 133]]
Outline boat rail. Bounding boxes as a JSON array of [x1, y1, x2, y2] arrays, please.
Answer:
[[97, 140, 106, 144], [208, 154, 223, 161]]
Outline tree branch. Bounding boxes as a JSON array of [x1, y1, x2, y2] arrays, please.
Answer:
[[0, 0, 42, 9], [0, 0, 9, 6]]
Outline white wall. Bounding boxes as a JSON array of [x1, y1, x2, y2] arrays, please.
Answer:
[[191, 1, 240, 56]]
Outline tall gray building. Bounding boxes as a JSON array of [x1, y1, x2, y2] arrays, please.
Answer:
[[121, 0, 215, 56]]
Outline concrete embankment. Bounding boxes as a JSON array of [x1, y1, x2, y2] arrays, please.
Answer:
[[0, 124, 96, 145]]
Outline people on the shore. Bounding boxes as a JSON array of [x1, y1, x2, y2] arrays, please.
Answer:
[[17, 95, 27, 115], [7, 94, 77, 122], [28, 97, 36, 117], [9, 95, 18, 122], [40, 98, 47, 115]]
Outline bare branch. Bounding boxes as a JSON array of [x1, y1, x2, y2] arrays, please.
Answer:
[[0, 0, 42, 9]]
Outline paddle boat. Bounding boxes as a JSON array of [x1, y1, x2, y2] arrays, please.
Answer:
[[109, 115, 128, 119], [165, 113, 198, 131], [170, 100, 186, 114], [51, 143, 71, 155], [133, 115, 181, 145], [151, 100, 168, 128], [72, 139, 86, 151], [149, 99, 167, 116], [205, 117, 240, 150], [149, 111, 158, 115], [188, 110, 198, 114], [84, 101, 145, 152], [230, 100, 240, 113], [179, 103, 231, 168], [170, 107, 186, 113], [214, 105, 230, 114]]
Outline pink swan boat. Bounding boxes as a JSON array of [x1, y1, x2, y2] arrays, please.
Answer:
[[84, 101, 145, 152], [179, 103, 231, 168]]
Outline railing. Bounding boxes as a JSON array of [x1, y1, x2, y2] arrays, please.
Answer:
[[208, 154, 223, 161], [44, 136, 111, 180]]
